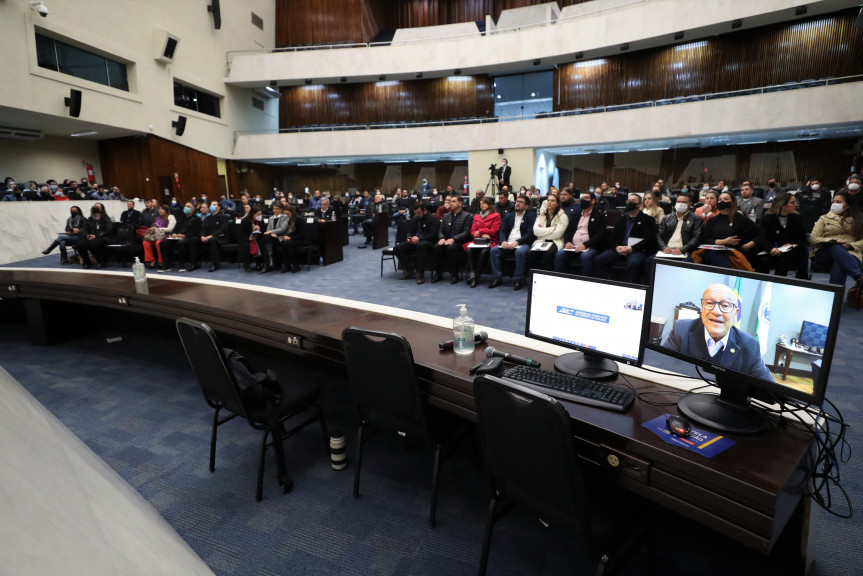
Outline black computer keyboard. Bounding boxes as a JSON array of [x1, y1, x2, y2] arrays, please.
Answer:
[[501, 366, 635, 413]]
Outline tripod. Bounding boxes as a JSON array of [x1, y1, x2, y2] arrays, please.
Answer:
[[484, 172, 499, 196]]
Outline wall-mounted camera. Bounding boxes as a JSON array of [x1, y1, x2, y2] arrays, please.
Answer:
[[30, 1, 49, 17]]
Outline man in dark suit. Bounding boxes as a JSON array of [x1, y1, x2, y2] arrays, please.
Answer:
[[553, 191, 606, 276], [664, 284, 774, 382], [430, 194, 473, 284], [592, 193, 657, 283], [497, 158, 511, 191], [489, 194, 536, 289], [120, 200, 141, 226], [394, 201, 440, 284]]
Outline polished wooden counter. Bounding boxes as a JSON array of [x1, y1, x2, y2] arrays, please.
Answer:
[[0, 268, 815, 569]]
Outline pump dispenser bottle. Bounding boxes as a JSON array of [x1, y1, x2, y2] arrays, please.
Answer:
[[453, 303, 475, 355]]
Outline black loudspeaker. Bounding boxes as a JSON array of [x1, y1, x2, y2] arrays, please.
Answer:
[[208, 0, 221, 30], [172, 115, 187, 136], [65, 89, 82, 118], [156, 32, 180, 63], [497, 148, 504, 155], [164, 37, 178, 60]]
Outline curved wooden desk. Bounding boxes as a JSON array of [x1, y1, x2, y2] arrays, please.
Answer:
[[0, 268, 815, 572]]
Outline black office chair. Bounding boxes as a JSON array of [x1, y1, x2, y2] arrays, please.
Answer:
[[341, 326, 466, 528], [175, 317, 328, 502], [473, 375, 652, 576]]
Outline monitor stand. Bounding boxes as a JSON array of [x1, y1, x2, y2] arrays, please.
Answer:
[[555, 352, 618, 380], [677, 373, 769, 435]]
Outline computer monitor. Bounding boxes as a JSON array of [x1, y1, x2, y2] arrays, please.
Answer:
[[525, 270, 650, 379], [647, 259, 844, 434]]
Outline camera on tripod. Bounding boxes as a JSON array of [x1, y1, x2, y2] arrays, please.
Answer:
[[489, 163, 497, 174]]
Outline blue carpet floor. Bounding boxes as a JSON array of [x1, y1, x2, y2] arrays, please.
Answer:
[[2, 228, 860, 575]]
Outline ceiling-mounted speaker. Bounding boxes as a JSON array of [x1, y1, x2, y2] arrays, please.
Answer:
[[156, 31, 180, 63], [65, 89, 82, 118], [172, 115, 187, 136], [208, 0, 221, 30]]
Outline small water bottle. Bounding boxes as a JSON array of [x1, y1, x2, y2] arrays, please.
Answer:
[[132, 257, 149, 294], [453, 303, 475, 355], [319, 256, 324, 268]]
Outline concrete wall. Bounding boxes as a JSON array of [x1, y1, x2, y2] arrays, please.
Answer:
[[0, 0, 276, 160], [0, 137, 102, 185]]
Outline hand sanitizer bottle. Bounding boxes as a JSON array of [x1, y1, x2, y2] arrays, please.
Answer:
[[132, 257, 149, 294], [453, 303, 475, 355]]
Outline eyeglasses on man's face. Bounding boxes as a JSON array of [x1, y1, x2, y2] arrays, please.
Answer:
[[702, 299, 737, 313]]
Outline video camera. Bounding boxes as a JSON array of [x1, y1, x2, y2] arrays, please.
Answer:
[[489, 163, 497, 174]]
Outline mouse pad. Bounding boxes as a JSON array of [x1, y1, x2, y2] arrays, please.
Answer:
[[642, 415, 736, 458]]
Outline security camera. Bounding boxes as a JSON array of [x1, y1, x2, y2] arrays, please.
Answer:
[[30, 1, 49, 17]]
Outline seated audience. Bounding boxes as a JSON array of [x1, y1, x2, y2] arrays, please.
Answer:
[[755, 193, 809, 278], [435, 195, 452, 220], [430, 194, 472, 284], [700, 192, 763, 270], [259, 202, 290, 274], [278, 204, 315, 273], [522, 192, 568, 289], [139, 199, 158, 228], [489, 195, 536, 289], [144, 204, 176, 271], [119, 200, 140, 226], [361, 191, 391, 247], [593, 193, 658, 283], [494, 190, 514, 216], [654, 193, 703, 260], [468, 189, 486, 214], [393, 201, 440, 284], [176, 204, 207, 272], [695, 190, 720, 222], [42, 205, 86, 264], [465, 197, 501, 288], [642, 189, 664, 224], [736, 181, 764, 221], [76, 204, 114, 269], [315, 196, 337, 223], [558, 187, 580, 221], [809, 191, 863, 287], [192, 202, 231, 273], [838, 173, 862, 212], [239, 205, 264, 273], [553, 191, 606, 277], [391, 188, 413, 226]]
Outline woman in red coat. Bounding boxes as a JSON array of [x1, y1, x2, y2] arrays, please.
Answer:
[[464, 196, 501, 288]]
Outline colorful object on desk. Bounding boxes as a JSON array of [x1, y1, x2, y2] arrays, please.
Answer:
[[642, 415, 736, 457]]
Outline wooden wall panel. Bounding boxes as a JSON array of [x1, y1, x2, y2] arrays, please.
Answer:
[[280, 76, 494, 129], [275, 0, 365, 47], [556, 139, 860, 193], [556, 10, 863, 109], [99, 135, 218, 204]]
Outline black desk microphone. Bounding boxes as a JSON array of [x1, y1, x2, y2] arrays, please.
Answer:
[[439, 330, 488, 350], [484, 346, 541, 368]]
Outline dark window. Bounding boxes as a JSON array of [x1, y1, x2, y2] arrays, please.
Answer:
[[174, 81, 221, 118], [35, 32, 129, 92], [494, 71, 553, 120]]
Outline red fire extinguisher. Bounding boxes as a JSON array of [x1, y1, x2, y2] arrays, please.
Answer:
[[174, 168, 181, 191], [86, 163, 95, 183], [463, 174, 468, 192]]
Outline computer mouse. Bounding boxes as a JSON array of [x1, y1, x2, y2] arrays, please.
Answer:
[[667, 414, 692, 438]]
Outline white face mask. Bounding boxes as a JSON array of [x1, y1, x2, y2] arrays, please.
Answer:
[[255, 214, 263, 221], [849, 183, 860, 191], [675, 202, 689, 214], [830, 203, 845, 214], [702, 186, 710, 191], [810, 184, 820, 191]]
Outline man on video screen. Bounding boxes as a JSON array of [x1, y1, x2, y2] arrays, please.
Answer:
[[664, 283, 774, 382]]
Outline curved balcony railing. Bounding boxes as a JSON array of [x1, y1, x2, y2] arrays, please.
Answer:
[[233, 74, 862, 139]]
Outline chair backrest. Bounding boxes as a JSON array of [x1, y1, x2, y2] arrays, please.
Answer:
[[473, 376, 589, 533], [395, 220, 410, 243], [341, 327, 430, 440], [175, 317, 249, 420]]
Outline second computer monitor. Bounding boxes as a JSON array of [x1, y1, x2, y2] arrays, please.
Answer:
[[525, 270, 650, 379]]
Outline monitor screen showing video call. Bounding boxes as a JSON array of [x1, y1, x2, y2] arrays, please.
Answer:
[[647, 259, 844, 405], [526, 270, 648, 367]]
